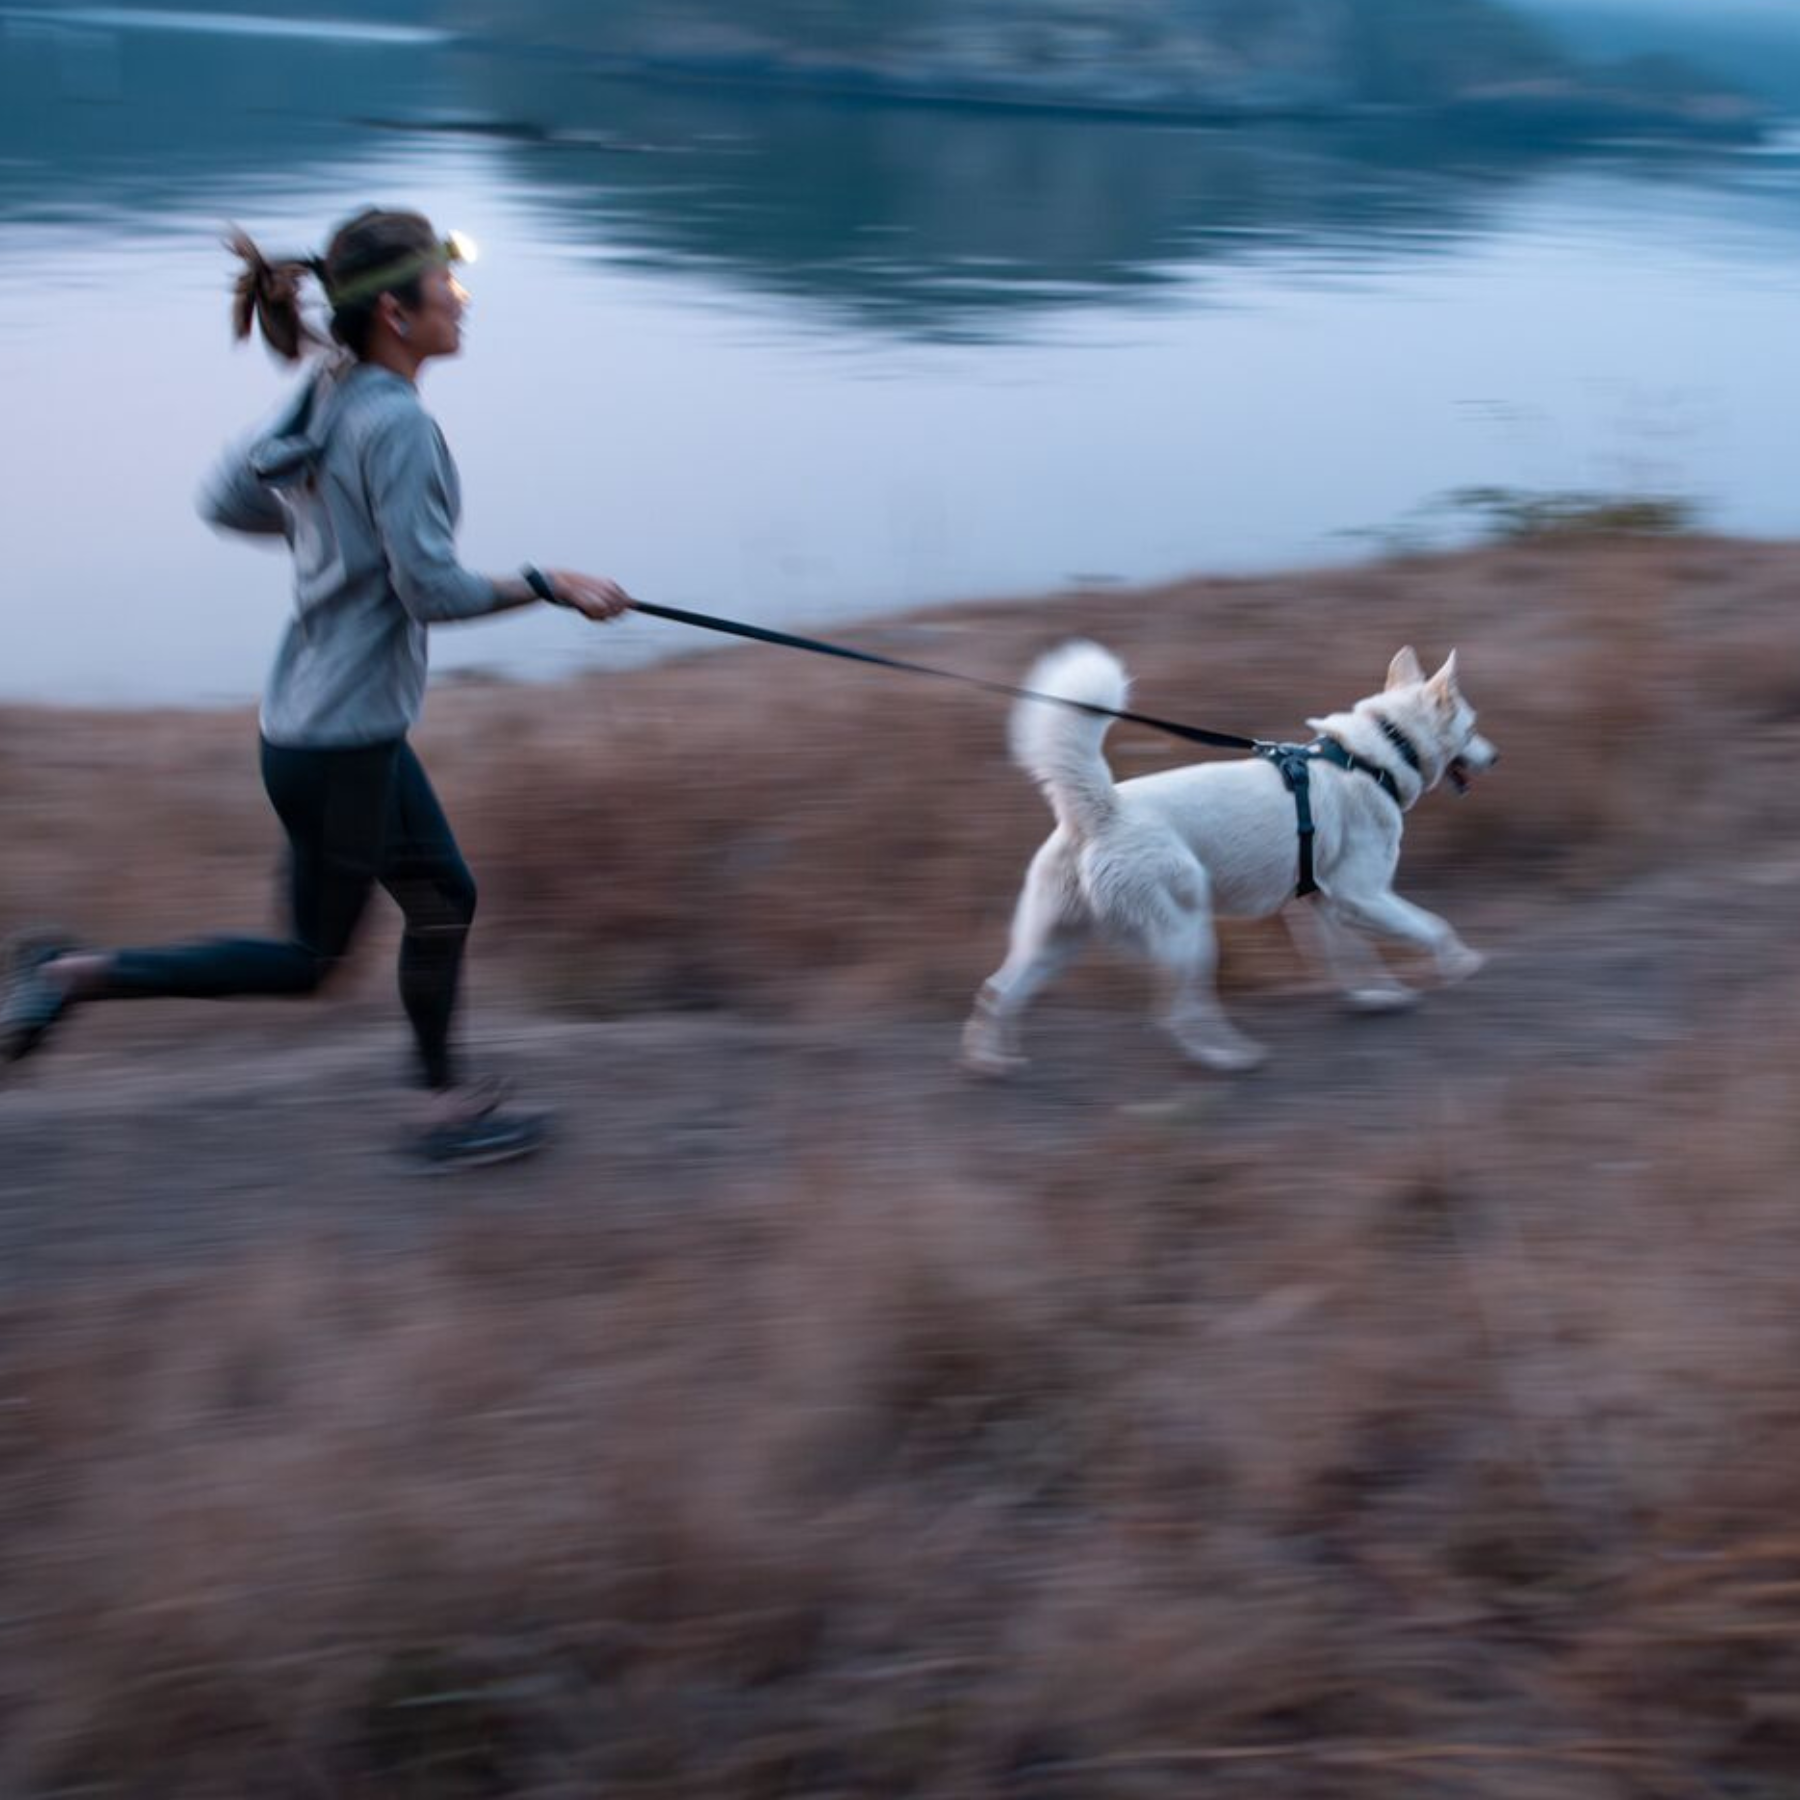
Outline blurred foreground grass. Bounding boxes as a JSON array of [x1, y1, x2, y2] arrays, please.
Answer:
[[6, 535, 1800, 1796]]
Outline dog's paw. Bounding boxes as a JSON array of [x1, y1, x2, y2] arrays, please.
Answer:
[[960, 1017, 1027, 1080], [1174, 1032, 1268, 1074], [1345, 983, 1420, 1015], [959, 1043, 1028, 1081], [1438, 944, 1487, 985]]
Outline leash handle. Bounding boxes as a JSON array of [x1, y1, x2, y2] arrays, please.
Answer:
[[618, 595, 1266, 755]]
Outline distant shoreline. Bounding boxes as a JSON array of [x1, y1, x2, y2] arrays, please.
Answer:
[[5, 4, 1765, 144], [456, 38, 1770, 146]]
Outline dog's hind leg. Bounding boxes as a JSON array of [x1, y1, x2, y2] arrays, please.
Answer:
[[961, 838, 1089, 1077], [1284, 898, 1418, 1014]]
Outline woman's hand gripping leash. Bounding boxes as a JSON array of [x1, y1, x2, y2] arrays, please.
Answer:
[[522, 565, 634, 622]]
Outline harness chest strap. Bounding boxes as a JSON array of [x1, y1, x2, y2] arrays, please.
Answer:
[[1258, 738, 1407, 898]]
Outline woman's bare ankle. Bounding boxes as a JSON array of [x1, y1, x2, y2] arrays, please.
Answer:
[[414, 1076, 508, 1131], [46, 954, 108, 1000]]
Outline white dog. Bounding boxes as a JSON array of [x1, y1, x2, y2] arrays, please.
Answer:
[[961, 643, 1498, 1075]]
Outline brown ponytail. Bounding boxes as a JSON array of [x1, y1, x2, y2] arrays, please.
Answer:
[[225, 209, 443, 364], [225, 227, 323, 363]]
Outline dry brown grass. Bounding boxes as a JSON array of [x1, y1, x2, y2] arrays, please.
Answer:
[[8, 999, 1800, 1798], [7, 536, 1800, 1796], [7, 535, 1795, 1014]]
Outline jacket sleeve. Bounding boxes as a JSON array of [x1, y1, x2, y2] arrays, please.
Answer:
[[197, 437, 290, 539], [362, 407, 500, 623]]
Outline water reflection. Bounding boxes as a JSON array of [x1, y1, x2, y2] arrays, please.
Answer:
[[0, 9, 1737, 337], [468, 67, 1557, 336]]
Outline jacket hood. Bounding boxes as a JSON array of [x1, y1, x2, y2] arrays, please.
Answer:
[[247, 359, 361, 489]]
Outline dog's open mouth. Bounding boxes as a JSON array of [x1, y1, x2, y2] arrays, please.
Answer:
[[1449, 757, 1473, 795]]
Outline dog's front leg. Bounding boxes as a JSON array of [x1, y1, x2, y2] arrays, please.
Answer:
[[1150, 910, 1268, 1073], [1285, 899, 1419, 1013], [1329, 888, 1485, 985]]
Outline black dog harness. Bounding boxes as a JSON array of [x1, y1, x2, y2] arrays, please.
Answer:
[[1257, 725, 1417, 897]]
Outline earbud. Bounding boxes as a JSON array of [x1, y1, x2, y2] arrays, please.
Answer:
[[394, 318, 411, 340]]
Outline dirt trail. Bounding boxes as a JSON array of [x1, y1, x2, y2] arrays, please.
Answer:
[[7, 845, 1796, 1292]]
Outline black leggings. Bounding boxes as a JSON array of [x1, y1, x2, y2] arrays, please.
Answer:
[[105, 738, 477, 1089]]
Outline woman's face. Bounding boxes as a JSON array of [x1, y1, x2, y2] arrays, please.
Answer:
[[395, 262, 466, 360]]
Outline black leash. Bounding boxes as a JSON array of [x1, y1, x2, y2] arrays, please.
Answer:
[[526, 576, 1414, 897], [529, 576, 1266, 754]]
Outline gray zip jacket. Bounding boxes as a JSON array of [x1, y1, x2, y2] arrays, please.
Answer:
[[199, 360, 501, 747]]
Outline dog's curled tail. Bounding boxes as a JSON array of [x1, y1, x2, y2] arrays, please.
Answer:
[[1010, 640, 1128, 836]]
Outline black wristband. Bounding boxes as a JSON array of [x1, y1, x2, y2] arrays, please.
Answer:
[[521, 564, 565, 607]]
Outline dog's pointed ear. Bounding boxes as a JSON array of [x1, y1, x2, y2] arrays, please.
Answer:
[[1305, 716, 1331, 736], [1426, 648, 1461, 706], [1386, 646, 1425, 690]]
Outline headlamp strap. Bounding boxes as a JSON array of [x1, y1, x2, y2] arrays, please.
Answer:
[[321, 237, 464, 311]]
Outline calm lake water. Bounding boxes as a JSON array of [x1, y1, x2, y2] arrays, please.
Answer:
[[3, 6, 1798, 704]]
